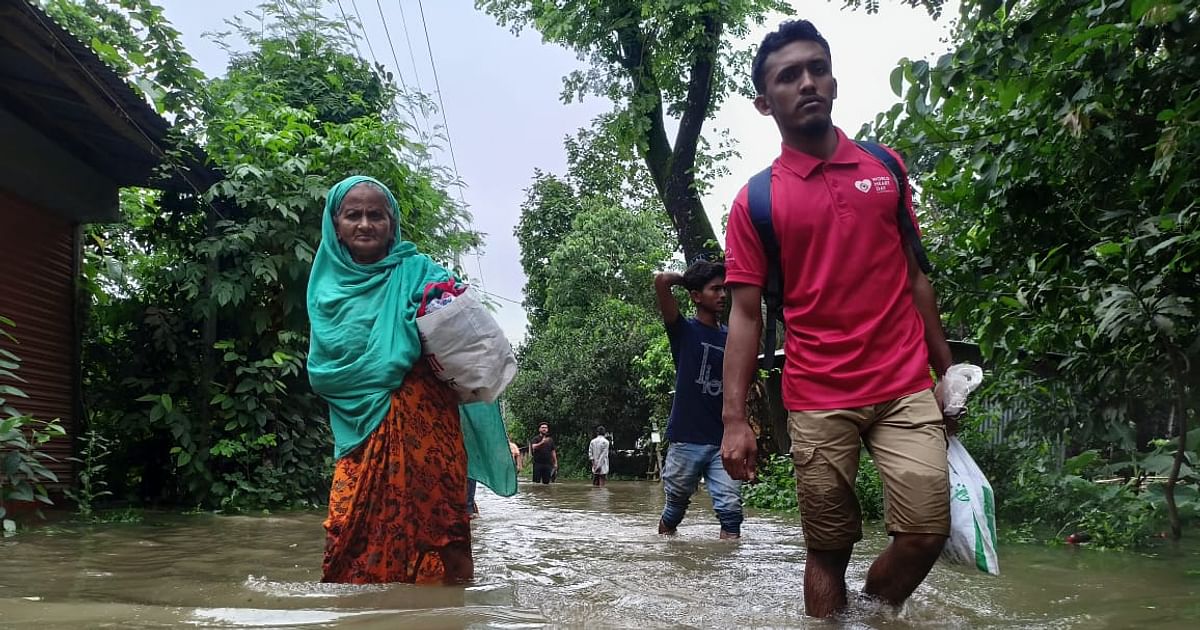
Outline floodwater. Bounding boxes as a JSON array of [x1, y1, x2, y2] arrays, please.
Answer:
[[1, 481, 1198, 629]]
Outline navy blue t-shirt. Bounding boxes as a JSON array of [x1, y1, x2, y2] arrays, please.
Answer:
[[665, 317, 727, 445]]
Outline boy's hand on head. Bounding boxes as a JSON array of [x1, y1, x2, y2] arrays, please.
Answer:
[[656, 271, 685, 286]]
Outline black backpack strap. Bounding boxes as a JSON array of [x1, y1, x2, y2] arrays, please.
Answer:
[[854, 141, 934, 275], [747, 166, 780, 370]]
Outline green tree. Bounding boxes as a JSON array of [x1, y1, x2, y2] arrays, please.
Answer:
[[476, 0, 946, 261], [544, 204, 670, 322], [60, 0, 478, 508], [514, 173, 583, 329], [508, 300, 660, 467], [508, 150, 672, 467]]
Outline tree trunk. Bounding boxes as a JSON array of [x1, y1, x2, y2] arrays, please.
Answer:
[[196, 213, 218, 459], [619, 12, 723, 263], [663, 179, 721, 263], [1164, 365, 1191, 541]]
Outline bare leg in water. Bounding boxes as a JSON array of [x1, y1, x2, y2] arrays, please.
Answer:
[[440, 541, 474, 585], [804, 533, 944, 617], [804, 547, 853, 618], [863, 533, 945, 605]]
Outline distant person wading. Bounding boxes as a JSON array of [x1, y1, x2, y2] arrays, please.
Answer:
[[530, 422, 558, 484]]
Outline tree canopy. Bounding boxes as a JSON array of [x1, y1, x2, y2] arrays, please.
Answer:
[[48, 0, 477, 509], [477, 0, 947, 261]]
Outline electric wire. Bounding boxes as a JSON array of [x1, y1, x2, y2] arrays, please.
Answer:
[[414, 0, 461, 189], [476, 288, 522, 306], [393, 0, 433, 143], [333, 0, 364, 61], [373, 0, 410, 92], [394, 0, 426, 95], [413, 0, 484, 290], [348, 0, 380, 71]]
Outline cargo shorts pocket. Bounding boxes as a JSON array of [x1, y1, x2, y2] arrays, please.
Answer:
[[791, 442, 862, 549], [790, 444, 827, 512]]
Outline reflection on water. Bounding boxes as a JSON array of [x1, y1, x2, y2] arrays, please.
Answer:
[[1, 481, 1198, 628]]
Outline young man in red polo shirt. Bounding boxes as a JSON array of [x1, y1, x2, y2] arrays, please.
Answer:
[[720, 20, 955, 618]]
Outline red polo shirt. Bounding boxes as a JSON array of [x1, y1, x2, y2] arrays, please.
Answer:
[[724, 128, 932, 411]]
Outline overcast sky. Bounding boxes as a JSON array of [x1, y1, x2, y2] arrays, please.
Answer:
[[154, 0, 955, 344]]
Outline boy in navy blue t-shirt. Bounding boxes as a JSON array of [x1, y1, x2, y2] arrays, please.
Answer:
[[654, 261, 743, 538]]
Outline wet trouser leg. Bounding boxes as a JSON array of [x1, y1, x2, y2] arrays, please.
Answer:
[[660, 443, 705, 530], [703, 447, 744, 535], [466, 478, 478, 514]]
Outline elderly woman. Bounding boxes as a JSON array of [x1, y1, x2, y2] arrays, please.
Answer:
[[306, 175, 472, 584]]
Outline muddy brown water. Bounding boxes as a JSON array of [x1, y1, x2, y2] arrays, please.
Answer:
[[2, 481, 1198, 628]]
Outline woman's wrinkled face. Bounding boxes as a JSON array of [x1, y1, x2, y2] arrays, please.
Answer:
[[335, 183, 394, 264]]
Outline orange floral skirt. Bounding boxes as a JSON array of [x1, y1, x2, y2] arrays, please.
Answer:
[[322, 361, 471, 584]]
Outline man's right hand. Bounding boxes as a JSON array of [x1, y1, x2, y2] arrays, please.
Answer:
[[720, 419, 758, 481]]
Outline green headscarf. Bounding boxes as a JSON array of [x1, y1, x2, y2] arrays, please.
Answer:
[[306, 175, 451, 459]]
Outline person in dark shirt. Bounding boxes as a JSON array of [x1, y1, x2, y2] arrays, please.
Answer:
[[654, 261, 742, 538], [529, 422, 558, 484]]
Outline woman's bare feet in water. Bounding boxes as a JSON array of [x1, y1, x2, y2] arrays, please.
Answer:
[[440, 541, 474, 585], [719, 530, 740, 540], [658, 520, 677, 535]]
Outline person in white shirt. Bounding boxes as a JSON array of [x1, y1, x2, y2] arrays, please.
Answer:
[[588, 426, 611, 487]]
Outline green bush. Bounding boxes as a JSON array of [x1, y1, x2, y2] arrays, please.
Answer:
[[964, 436, 1180, 549], [856, 453, 885, 521], [64, 429, 114, 519], [743, 454, 797, 511], [1, 315, 66, 535], [745, 451, 886, 522]]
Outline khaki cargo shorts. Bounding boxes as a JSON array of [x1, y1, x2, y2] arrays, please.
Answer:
[[788, 389, 950, 550]]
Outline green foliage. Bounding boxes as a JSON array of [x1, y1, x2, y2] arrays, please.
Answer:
[[509, 128, 673, 461], [477, 0, 786, 260], [0, 316, 66, 535], [743, 454, 796, 511], [63, 1, 477, 509], [514, 173, 585, 329], [633, 334, 675, 434], [743, 451, 885, 521], [954, 403, 1200, 550], [508, 299, 661, 453], [856, 453, 885, 521], [976, 440, 1164, 549], [42, 0, 207, 119], [544, 205, 671, 321], [64, 430, 114, 520]]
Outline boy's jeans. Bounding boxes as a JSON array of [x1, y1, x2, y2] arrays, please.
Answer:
[[660, 442, 743, 535]]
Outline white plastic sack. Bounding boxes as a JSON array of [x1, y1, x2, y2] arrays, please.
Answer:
[[417, 287, 517, 403], [942, 437, 1000, 575], [934, 363, 984, 416]]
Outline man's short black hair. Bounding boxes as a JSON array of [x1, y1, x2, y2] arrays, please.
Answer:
[[595, 425, 606, 436], [751, 20, 832, 94], [682, 260, 726, 292]]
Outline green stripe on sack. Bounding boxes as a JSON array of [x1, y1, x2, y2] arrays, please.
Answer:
[[973, 517, 987, 571], [982, 485, 998, 549]]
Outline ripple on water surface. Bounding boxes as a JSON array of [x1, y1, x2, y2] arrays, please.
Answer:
[[2, 482, 1198, 628]]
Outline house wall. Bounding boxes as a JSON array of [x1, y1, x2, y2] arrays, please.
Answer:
[[0, 105, 119, 222], [0, 189, 77, 489]]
